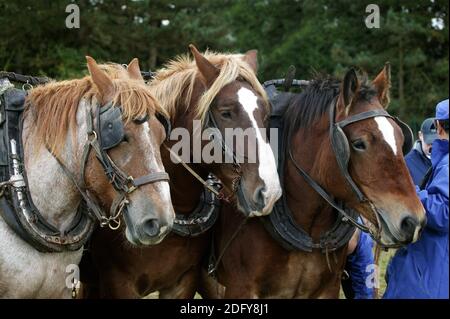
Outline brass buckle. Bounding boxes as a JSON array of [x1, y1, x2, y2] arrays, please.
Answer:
[[126, 176, 137, 193]]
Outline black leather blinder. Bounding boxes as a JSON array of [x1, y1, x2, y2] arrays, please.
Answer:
[[98, 103, 125, 150]]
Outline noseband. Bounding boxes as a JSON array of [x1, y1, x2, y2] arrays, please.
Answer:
[[50, 101, 170, 230], [288, 98, 413, 244]]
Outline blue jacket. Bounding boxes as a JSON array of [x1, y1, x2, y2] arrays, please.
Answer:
[[345, 229, 374, 299], [384, 139, 449, 299], [405, 141, 432, 185]]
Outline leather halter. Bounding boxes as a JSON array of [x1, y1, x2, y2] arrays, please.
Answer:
[[260, 86, 357, 252], [50, 102, 170, 230], [287, 98, 408, 244]]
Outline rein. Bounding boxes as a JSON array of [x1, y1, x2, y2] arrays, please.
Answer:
[[288, 149, 374, 234], [163, 144, 231, 202]]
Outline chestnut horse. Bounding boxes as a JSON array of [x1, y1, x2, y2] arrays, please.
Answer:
[[80, 46, 282, 298], [200, 65, 426, 298], [0, 57, 174, 298]]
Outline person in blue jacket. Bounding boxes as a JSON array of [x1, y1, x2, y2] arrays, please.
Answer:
[[342, 225, 374, 299], [405, 118, 438, 185], [384, 99, 449, 299]]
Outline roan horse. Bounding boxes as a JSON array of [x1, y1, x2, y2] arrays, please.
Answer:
[[80, 45, 282, 298], [200, 65, 426, 298], [0, 57, 174, 298]]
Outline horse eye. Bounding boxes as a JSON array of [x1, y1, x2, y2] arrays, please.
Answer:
[[351, 139, 367, 151], [122, 134, 130, 143], [220, 111, 232, 119], [133, 114, 149, 124]]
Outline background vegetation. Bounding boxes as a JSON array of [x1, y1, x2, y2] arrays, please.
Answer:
[[1, 0, 447, 298], [0, 0, 448, 127]]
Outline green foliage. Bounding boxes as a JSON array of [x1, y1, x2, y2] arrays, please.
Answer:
[[0, 0, 448, 126]]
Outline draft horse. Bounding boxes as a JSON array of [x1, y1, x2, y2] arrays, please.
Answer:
[[200, 65, 426, 298], [80, 45, 282, 298], [0, 57, 174, 298]]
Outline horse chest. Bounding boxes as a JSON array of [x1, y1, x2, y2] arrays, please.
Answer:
[[289, 252, 343, 298], [0, 217, 82, 298], [253, 251, 341, 298]]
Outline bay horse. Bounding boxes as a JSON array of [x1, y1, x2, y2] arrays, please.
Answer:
[[80, 45, 282, 298], [0, 57, 174, 298], [200, 65, 426, 298]]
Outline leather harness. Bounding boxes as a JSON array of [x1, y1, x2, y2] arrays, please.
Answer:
[[261, 76, 414, 250], [0, 79, 170, 252]]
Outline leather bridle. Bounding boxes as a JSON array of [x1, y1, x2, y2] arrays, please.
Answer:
[[49, 102, 170, 230], [203, 110, 243, 195], [288, 98, 411, 245]]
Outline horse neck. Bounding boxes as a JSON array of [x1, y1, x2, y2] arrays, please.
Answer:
[[20, 101, 88, 231], [283, 126, 337, 240], [162, 89, 209, 215]]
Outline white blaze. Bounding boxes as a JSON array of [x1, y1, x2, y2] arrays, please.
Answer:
[[141, 122, 172, 209], [374, 117, 397, 155], [237, 87, 281, 202]]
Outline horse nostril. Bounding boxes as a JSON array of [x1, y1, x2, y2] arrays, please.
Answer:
[[142, 219, 160, 237], [400, 216, 418, 238]]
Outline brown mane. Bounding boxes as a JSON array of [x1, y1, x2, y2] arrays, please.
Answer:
[[148, 50, 269, 122], [25, 63, 167, 156]]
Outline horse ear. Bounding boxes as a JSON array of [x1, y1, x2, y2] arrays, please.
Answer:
[[127, 58, 144, 81], [86, 56, 114, 104], [243, 49, 258, 73], [372, 62, 391, 109], [189, 44, 219, 87], [338, 68, 360, 115]]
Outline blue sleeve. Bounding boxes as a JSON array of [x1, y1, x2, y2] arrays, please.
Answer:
[[416, 164, 449, 233], [347, 231, 375, 299]]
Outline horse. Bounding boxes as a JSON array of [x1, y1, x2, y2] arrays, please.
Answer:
[[199, 65, 427, 298], [80, 45, 282, 298], [0, 56, 175, 298]]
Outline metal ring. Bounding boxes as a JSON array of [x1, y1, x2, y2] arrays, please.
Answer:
[[22, 80, 33, 91], [87, 131, 97, 142], [108, 218, 121, 230]]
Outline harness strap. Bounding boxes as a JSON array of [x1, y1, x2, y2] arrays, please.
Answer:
[[132, 172, 170, 187], [163, 144, 223, 198], [208, 215, 249, 276], [205, 110, 245, 164], [288, 149, 372, 234], [336, 110, 392, 128], [48, 146, 107, 224]]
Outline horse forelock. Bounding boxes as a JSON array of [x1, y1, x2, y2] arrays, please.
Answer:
[[24, 63, 165, 157], [283, 73, 377, 145], [148, 51, 269, 124]]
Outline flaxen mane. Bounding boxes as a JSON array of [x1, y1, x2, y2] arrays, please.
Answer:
[[149, 51, 269, 122], [25, 63, 166, 156]]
